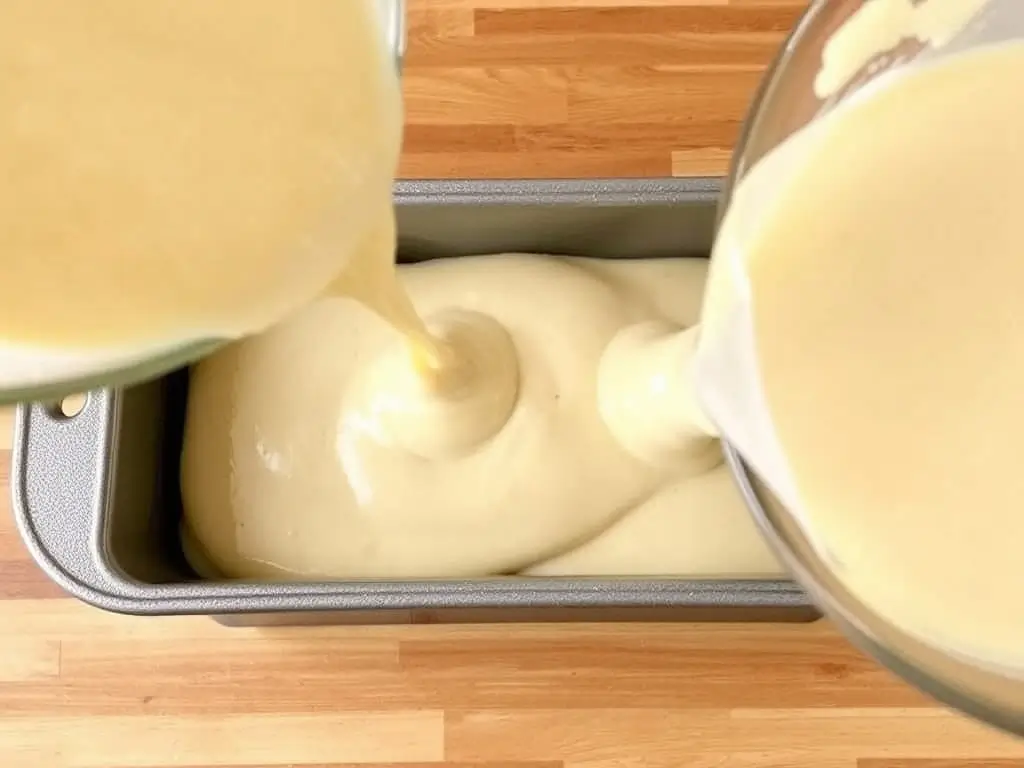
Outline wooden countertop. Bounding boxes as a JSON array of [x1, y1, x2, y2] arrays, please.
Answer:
[[2, 1, 1023, 765]]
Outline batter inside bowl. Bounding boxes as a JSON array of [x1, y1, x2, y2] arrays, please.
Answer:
[[0, 0, 405, 387], [708, 22, 1024, 670]]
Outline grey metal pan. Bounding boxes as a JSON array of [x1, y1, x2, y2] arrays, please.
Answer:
[[11, 178, 816, 626]]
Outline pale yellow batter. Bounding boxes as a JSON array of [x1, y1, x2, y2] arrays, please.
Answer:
[[0, 0, 400, 371], [527, 463, 783, 577], [181, 254, 773, 579], [712, 37, 1024, 668]]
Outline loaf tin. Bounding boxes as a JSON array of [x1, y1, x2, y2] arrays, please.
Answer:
[[12, 178, 815, 626]]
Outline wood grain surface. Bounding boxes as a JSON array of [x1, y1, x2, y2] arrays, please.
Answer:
[[3, 0, 1024, 766]]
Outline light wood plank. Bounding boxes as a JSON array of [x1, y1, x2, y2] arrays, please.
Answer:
[[0, 713, 443, 768]]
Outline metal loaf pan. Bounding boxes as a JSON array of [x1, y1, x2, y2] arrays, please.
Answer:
[[12, 178, 815, 626]]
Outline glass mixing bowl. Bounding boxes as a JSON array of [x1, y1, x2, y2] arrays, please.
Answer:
[[0, 0, 406, 407], [718, 0, 1024, 738]]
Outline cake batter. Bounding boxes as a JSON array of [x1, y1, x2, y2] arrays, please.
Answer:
[[710, 15, 1024, 668], [0, 0, 408, 385], [181, 255, 763, 579], [527, 462, 784, 578]]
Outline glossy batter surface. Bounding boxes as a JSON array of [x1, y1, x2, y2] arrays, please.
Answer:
[[182, 255, 773, 579]]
